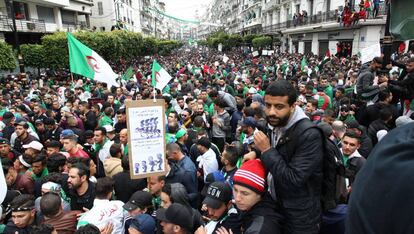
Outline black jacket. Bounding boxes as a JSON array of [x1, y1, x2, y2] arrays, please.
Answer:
[[346, 123, 414, 234], [358, 133, 373, 159], [356, 65, 379, 100], [112, 171, 147, 203], [240, 198, 282, 234], [83, 110, 98, 131], [261, 118, 323, 234], [367, 119, 390, 145]]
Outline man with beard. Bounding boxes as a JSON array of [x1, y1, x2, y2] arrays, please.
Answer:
[[218, 79, 236, 96], [13, 120, 37, 155], [66, 163, 95, 210], [32, 105, 47, 124], [252, 80, 324, 234]]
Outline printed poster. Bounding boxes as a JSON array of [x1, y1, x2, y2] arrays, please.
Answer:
[[126, 99, 167, 179]]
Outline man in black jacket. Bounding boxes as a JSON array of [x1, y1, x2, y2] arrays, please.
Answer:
[[252, 80, 323, 234], [356, 57, 387, 104], [389, 57, 414, 116]]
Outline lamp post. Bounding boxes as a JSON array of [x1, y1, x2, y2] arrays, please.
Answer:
[[6, 0, 24, 73], [382, 0, 392, 67]]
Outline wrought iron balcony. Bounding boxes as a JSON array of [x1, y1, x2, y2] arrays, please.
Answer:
[[0, 15, 46, 33]]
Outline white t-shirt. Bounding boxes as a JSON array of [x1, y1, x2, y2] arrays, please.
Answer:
[[77, 199, 126, 233], [197, 148, 218, 181]]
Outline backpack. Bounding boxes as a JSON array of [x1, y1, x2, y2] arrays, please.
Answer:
[[284, 119, 343, 212]]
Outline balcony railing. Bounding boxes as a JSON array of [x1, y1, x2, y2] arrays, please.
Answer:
[[263, 3, 387, 34], [62, 21, 88, 31], [0, 15, 46, 32]]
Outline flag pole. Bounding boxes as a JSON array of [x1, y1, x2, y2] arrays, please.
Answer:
[[151, 59, 157, 103]]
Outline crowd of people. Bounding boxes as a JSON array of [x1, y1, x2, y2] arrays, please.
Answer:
[[0, 38, 414, 234]]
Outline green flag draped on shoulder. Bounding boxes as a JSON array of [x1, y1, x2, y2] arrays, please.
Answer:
[[152, 60, 172, 91], [390, 0, 414, 40], [301, 57, 308, 72], [66, 32, 119, 88]]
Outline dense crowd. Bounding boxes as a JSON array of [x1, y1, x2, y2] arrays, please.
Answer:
[[0, 41, 414, 234]]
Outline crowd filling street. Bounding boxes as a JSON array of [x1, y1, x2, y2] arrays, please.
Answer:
[[1, 43, 414, 234]]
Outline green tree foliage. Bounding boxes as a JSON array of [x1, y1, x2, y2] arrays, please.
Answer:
[[0, 41, 16, 71], [27, 31, 181, 70], [252, 36, 273, 48], [242, 34, 259, 45], [206, 32, 244, 51], [20, 44, 45, 74]]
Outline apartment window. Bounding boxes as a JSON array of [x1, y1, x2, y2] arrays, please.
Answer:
[[10, 2, 29, 20], [36, 6, 55, 23], [98, 2, 103, 15], [61, 10, 76, 24]]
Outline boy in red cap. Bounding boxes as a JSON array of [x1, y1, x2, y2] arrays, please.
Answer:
[[229, 159, 282, 234]]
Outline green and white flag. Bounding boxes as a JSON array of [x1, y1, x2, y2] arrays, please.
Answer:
[[152, 60, 172, 91], [66, 32, 119, 88], [122, 67, 134, 81]]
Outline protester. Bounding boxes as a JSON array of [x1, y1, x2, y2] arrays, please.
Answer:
[[1, 34, 414, 234]]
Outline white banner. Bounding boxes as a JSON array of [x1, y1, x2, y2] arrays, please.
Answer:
[[252, 51, 259, 57], [360, 43, 381, 64]]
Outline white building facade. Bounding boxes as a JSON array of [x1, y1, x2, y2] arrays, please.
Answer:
[[89, 0, 167, 37], [0, 0, 93, 37], [198, 0, 387, 55], [262, 0, 387, 55]]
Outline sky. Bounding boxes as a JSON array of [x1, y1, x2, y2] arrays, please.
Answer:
[[164, 0, 212, 21]]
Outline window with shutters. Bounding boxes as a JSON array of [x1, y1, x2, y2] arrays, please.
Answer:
[[98, 2, 103, 15]]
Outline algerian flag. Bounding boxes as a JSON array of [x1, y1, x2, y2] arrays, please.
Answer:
[[66, 32, 119, 88], [152, 60, 172, 91], [122, 67, 134, 81], [0, 160, 7, 204], [301, 57, 308, 72]]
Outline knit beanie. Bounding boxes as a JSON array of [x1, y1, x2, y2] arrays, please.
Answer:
[[233, 159, 266, 194]]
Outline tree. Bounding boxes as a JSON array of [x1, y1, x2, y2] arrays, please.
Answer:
[[0, 41, 16, 71], [243, 34, 259, 45], [20, 44, 45, 75], [252, 36, 272, 48]]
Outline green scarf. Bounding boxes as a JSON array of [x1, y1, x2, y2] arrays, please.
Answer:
[[94, 138, 109, 152]]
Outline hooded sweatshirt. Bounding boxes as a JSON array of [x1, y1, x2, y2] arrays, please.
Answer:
[[103, 157, 123, 178]]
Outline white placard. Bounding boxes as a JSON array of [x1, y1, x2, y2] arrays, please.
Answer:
[[262, 50, 268, 55], [223, 54, 229, 63], [268, 50, 275, 55], [252, 51, 259, 57], [126, 100, 167, 179], [360, 43, 381, 64], [218, 43, 223, 52]]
